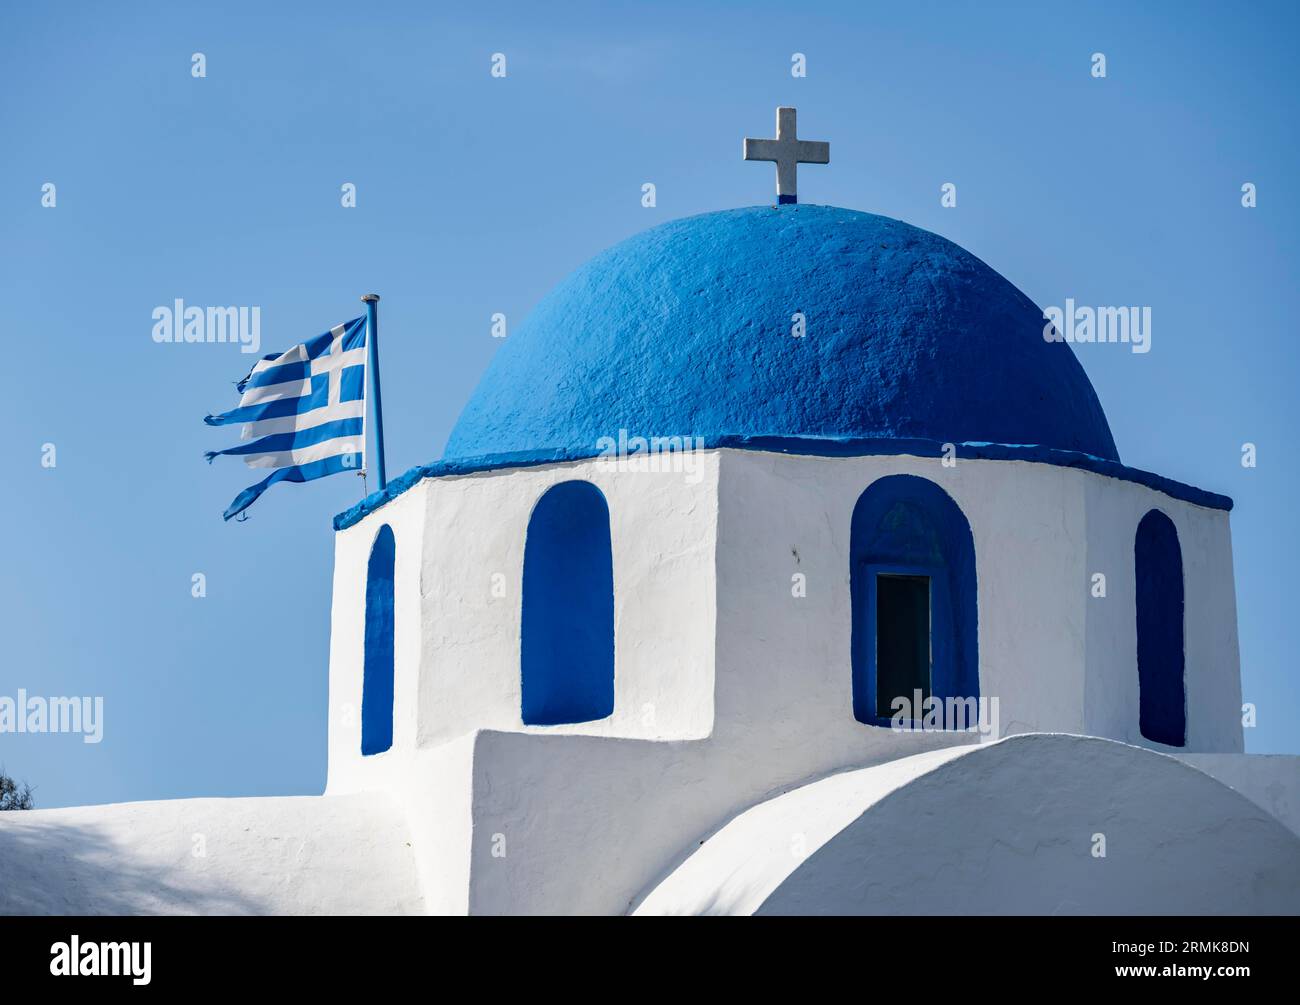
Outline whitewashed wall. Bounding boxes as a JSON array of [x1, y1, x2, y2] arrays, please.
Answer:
[[415, 456, 719, 745], [324, 456, 720, 911], [634, 735, 1300, 916], [324, 447, 1245, 914], [1177, 753, 1300, 835], [715, 450, 1240, 752], [1083, 475, 1242, 752], [713, 450, 1088, 744], [326, 478, 428, 786]]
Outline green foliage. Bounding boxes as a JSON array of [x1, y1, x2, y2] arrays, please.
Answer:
[[0, 769, 35, 810]]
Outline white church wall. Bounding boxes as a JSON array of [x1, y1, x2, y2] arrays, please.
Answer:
[[1180, 503, 1244, 750], [460, 450, 1253, 915], [712, 449, 1090, 747], [326, 719, 476, 913], [1082, 476, 1243, 753], [326, 455, 718, 777], [323, 456, 720, 913], [461, 736, 1295, 916], [710, 448, 1241, 754], [1175, 754, 1300, 836], [462, 720, 981, 915], [321, 446, 1245, 915], [391, 735, 478, 915], [632, 735, 1300, 916], [412, 456, 719, 745], [930, 455, 1089, 735], [632, 744, 977, 916], [326, 480, 428, 784], [450, 448, 997, 915]]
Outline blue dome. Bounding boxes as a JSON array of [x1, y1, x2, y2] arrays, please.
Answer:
[[444, 205, 1119, 463]]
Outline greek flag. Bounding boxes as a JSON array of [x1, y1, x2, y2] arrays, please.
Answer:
[[205, 317, 367, 520]]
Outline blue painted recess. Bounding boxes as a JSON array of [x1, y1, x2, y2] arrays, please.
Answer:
[[361, 524, 396, 755], [1135, 509, 1186, 747], [445, 204, 1120, 464], [850, 475, 979, 728], [521, 481, 616, 726]]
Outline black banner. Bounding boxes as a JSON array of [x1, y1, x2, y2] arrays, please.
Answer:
[[0, 914, 1285, 988]]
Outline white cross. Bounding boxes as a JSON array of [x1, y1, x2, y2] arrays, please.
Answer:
[[309, 322, 364, 406], [744, 107, 829, 205], [309, 324, 349, 406]]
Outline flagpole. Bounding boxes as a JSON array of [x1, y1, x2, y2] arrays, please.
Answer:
[[361, 293, 387, 491]]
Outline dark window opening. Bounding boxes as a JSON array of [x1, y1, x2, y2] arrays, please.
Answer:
[[1135, 509, 1186, 747], [875, 573, 931, 719], [850, 475, 979, 728]]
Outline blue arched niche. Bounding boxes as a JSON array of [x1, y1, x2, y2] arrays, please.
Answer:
[[361, 524, 395, 755], [521, 481, 615, 725], [850, 475, 979, 727], [1135, 509, 1186, 747]]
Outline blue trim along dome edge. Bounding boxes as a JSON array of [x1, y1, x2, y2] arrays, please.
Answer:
[[334, 206, 1234, 528]]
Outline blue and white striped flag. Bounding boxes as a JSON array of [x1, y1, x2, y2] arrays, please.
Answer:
[[205, 316, 367, 520]]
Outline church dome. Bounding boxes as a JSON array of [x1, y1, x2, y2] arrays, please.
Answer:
[[444, 205, 1119, 463]]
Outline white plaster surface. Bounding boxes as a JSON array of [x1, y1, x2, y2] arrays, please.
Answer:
[[712, 449, 1241, 749], [1082, 472, 1242, 753], [634, 735, 1300, 916], [316, 449, 1251, 915], [2, 449, 1262, 917], [0, 793, 424, 915], [329, 454, 719, 763], [1176, 754, 1300, 837], [325, 455, 721, 912]]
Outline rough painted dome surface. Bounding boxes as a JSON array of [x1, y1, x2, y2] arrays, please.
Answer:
[[445, 204, 1119, 463]]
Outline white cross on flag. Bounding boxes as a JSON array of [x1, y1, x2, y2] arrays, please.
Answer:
[[204, 317, 368, 520]]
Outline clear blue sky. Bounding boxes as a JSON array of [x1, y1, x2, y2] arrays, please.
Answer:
[[3, 1, 1297, 808]]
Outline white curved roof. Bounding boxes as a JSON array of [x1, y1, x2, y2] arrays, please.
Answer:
[[634, 734, 1300, 915], [0, 792, 424, 915]]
